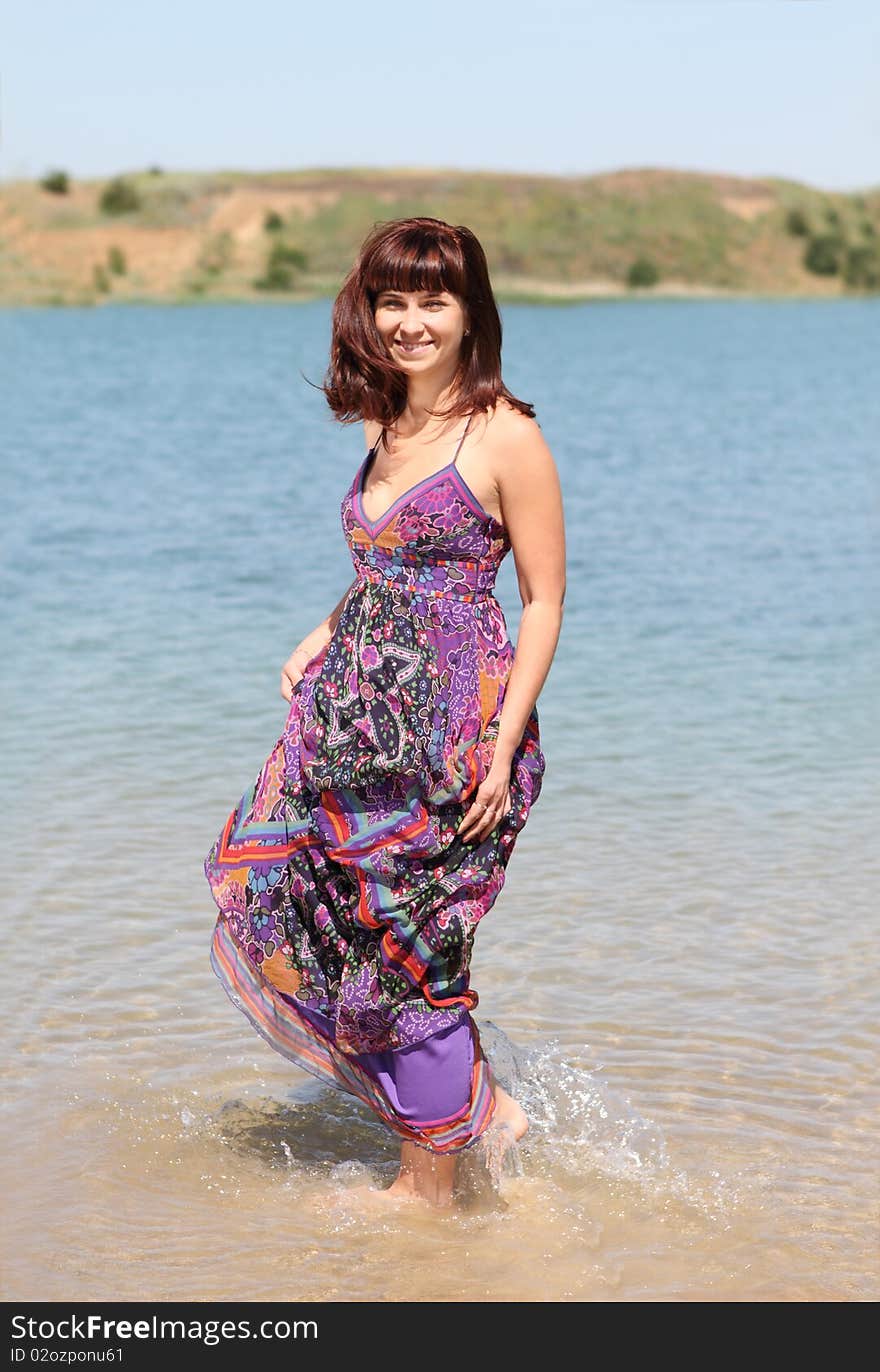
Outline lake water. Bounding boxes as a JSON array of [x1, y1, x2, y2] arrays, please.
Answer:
[[1, 298, 877, 1301]]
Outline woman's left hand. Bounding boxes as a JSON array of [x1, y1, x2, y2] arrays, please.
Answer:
[[457, 757, 513, 844]]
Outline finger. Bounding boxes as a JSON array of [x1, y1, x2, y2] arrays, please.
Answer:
[[459, 785, 508, 840], [457, 799, 488, 840], [461, 800, 501, 843], [486, 806, 505, 836], [481, 798, 509, 838], [471, 816, 495, 842]]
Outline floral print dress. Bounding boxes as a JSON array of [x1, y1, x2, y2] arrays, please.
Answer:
[[204, 413, 546, 1153]]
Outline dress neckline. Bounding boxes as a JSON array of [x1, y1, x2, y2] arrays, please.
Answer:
[[355, 413, 485, 535]]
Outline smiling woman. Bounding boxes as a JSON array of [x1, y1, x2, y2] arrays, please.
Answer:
[[204, 216, 566, 1213], [376, 285, 463, 367]]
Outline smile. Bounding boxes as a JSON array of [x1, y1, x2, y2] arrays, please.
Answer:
[[395, 341, 434, 354]]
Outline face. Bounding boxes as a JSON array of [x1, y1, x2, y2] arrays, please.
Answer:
[[373, 287, 468, 369]]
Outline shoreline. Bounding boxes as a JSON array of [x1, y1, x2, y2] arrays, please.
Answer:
[[0, 280, 868, 308]]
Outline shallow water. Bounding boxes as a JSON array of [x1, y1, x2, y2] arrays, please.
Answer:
[[1, 299, 877, 1300]]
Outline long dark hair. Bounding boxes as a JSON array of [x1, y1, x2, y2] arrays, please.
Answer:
[[321, 217, 535, 428]]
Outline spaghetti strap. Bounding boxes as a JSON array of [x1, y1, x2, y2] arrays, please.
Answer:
[[374, 412, 474, 467], [451, 412, 474, 470]]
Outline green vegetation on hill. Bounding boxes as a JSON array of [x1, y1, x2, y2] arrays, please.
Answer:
[[1, 166, 878, 306]]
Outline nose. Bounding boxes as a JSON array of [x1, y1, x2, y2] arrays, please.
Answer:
[[398, 304, 430, 336]]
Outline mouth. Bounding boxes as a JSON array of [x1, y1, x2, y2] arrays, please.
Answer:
[[394, 340, 435, 356]]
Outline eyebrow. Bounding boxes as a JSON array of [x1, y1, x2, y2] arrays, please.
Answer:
[[376, 289, 448, 298]]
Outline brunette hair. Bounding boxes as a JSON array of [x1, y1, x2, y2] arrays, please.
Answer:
[[320, 217, 535, 428]]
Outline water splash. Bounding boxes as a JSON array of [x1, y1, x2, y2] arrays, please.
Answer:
[[478, 1020, 740, 1224]]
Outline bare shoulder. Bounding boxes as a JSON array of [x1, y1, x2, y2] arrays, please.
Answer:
[[478, 397, 564, 555], [362, 418, 382, 452], [482, 397, 556, 481]]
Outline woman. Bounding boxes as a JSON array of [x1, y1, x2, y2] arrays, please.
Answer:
[[204, 216, 566, 1210]]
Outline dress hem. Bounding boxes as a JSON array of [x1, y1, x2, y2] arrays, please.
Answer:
[[209, 915, 498, 1155]]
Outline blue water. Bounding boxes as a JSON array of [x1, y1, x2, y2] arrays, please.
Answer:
[[5, 301, 876, 810], [2, 299, 877, 1300]]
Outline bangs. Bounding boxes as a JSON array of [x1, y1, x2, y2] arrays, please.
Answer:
[[363, 226, 468, 301]]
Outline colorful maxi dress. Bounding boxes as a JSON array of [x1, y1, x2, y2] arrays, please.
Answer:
[[204, 413, 546, 1154]]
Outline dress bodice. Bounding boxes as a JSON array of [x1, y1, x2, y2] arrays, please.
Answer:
[[340, 421, 511, 604]]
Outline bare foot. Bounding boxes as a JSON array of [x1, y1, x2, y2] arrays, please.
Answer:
[[492, 1084, 529, 1142], [344, 1171, 455, 1211], [344, 1179, 420, 1209], [385, 1173, 456, 1209]]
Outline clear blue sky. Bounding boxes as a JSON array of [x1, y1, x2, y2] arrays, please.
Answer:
[[2, 0, 877, 191]]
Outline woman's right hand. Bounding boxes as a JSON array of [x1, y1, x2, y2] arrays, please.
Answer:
[[281, 582, 354, 704], [281, 645, 317, 702]]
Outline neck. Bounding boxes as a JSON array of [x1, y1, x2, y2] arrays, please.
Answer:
[[394, 371, 463, 436]]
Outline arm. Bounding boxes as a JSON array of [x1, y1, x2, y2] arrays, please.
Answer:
[[283, 426, 376, 699], [281, 578, 358, 700], [457, 417, 565, 841]]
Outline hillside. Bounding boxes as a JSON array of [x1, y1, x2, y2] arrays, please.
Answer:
[[1, 165, 878, 306]]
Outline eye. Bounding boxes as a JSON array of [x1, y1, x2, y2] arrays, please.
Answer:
[[376, 297, 446, 308]]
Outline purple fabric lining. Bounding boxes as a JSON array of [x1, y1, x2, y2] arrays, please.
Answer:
[[289, 998, 475, 1126]]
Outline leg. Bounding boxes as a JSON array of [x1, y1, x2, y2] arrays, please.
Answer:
[[349, 1083, 527, 1213], [386, 1139, 457, 1208], [345, 1031, 524, 1212], [387, 1077, 529, 1207]]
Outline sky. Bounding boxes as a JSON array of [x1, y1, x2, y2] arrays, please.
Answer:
[[1, 1, 877, 192]]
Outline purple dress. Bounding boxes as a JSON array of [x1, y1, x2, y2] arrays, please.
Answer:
[[204, 413, 546, 1153]]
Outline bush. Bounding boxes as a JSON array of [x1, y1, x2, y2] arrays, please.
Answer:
[[804, 234, 843, 276], [843, 244, 880, 291], [92, 264, 111, 293], [626, 256, 659, 288], [107, 245, 127, 276], [40, 169, 70, 195], [785, 207, 810, 237], [264, 210, 284, 233], [253, 240, 308, 291], [147, 165, 163, 176], [135, 182, 194, 227], [197, 232, 235, 277], [99, 176, 141, 216]]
